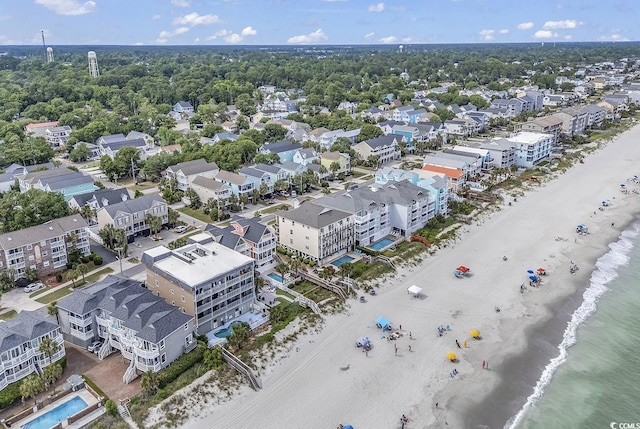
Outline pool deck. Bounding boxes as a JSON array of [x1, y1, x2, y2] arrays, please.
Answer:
[[14, 389, 100, 429]]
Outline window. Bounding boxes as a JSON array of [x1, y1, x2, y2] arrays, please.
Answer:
[[27, 244, 32, 250], [40, 240, 46, 246], [171, 289, 174, 295], [155, 279, 159, 287], [43, 261, 49, 267], [181, 295, 185, 302], [42, 251, 48, 257], [159, 340, 165, 349], [28, 255, 34, 261], [171, 300, 175, 306], [184, 323, 189, 330], [161, 353, 166, 363], [290, 230, 293, 234], [289, 239, 293, 244]]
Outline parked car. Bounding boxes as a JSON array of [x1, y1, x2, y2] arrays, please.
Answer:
[[24, 282, 45, 293], [175, 225, 188, 233], [87, 341, 103, 353]]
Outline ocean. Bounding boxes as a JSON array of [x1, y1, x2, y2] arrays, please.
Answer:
[[508, 221, 640, 429]]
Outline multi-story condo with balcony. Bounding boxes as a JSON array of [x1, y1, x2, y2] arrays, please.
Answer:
[[352, 135, 403, 165], [57, 275, 195, 384], [213, 170, 255, 199], [205, 216, 276, 270], [142, 234, 256, 335], [0, 215, 90, 280], [275, 202, 355, 265], [165, 159, 219, 191], [505, 132, 553, 168], [0, 311, 66, 391], [96, 195, 168, 241]]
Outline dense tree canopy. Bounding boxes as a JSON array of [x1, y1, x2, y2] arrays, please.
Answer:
[[0, 189, 70, 232]]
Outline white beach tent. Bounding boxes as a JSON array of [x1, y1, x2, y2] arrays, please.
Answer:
[[407, 285, 422, 297]]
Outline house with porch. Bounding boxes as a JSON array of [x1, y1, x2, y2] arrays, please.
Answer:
[[96, 195, 168, 241], [320, 151, 351, 176], [214, 170, 255, 198], [173, 101, 194, 114], [165, 159, 220, 191], [353, 135, 403, 165], [190, 176, 232, 204], [68, 188, 131, 224], [258, 140, 302, 163], [18, 168, 96, 201], [292, 148, 318, 166], [97, 134, 150, 159], [239, 167, 274, 195]]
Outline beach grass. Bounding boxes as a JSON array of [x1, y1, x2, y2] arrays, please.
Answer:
[[0, 310, 17, 321]]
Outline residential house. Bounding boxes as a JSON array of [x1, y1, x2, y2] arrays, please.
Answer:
[[360, 107, 385, 122], [221, 121, 238, 134], [57, 275, 195, 383], [374, 167, 449, 216], [97, 134, 150, 160], [292, 148, 318, 166], [190, 176, 232, 204], [517, 116, 564, 145], [173, 101, 194, 114], [143, 233, 256, 335], [68, 188, 131, 224], [598, 96, 628, 119], [239, 167, 274, 195], [392, 106, 414, 121], [126, 131, 154, 146], [320, 151, 351, 176], [258, 140, 302, 163], [305, 163, 331, 182], [205, 216, 276, 270], [165, 159, 219, 191], [505, 132, 553, 168], [274, 202, 355, 265], [436, 151, 483, 177], [160, 144, 182, 155], [44, 125, 72, 148], [214, 170, 255, 198], [307, 129, 360, 151], [96, 195, 168, 241], [377, 120, 405, 135], [18, 168, 96, 201], [0, 215, 90, 279], [398, 109, 428, 124], [480, 139, 518, 169], [352, 135, 403, 165], [0, 311, 65, 391], [252, 163, 289, 185], [463, 111, 489, 133], [337, 101, 359, 114], [490, 98, 524, 117], [444, 119, 474, 138], [590, 77, 607, 90], [421, 164, 465, 194], [24, 121, 59, 138], [542, 94, 567, 107], [258, 85, 276, 95], [553, 106, 588, 136], [277, 162, 306, 181], [585, 104, 606, 128], [450, 146, 492, 168], [212, 133, 238, 144]]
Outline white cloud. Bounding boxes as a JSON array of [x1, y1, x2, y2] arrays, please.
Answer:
[[151, 14, 161, 20], [156, 27, 191, 43], [378, 35, 397, 44], [174, 27, 190, 35], [364, 32, 375, 39], [499, 28, 509, 34], [563, 34, 572, 40], [533, 30, 558, 39], [173, 12, 221, 27], [368, 3, 384, 12], [598, 34, 630, 42], [401, 37, 413, 43], [225, 33, 243, 44], [517, 22, 534, 30], [215, 29, 231, 37], [241, 26, 257, 36], [171, 0, 190, 6], [543, 19, 578, 30], [479, 29, 495, 41], [287, 28, 328, 44], [34, 0, 96, 16]]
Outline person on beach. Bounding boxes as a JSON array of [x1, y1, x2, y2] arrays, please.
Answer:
[[409, 331, 412, 339], [482, 360, 486, 369], [456, 340, 461, 348], [409, 345, 412, 352], [486, 361, 489, 369], [464, 340, 467, 348]]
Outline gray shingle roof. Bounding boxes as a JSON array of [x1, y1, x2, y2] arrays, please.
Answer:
[[260, 140, 301, 153], [253, 163, 282, 174], [58, 275, 192, 343], [364, 135, 400, 149], [69, 188, 131, 208], [97, 134, 126, 144], [205, 215, 269, 248], [276, 202, 351, 229], [0, 214, 88, 250], [101, 138, 146, 151], [40, 172, 93, 190], [0, 311, 59, 354], [191, 176, 228, 191], [167, 159, 218, 176], [100, 195, 165, 219]]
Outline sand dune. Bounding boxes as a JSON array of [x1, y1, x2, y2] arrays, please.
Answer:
[[179, 124, 640, 429]]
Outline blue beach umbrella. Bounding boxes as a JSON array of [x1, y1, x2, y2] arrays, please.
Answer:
[[527, 269, 534, 274], [529, 275, 537, 282], [620, 184, 626, 187], [343, 426, 354, 429]]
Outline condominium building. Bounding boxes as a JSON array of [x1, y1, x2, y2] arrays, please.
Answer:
[[505, 132, 553, 168], [0, 215, 90, 280], [0, 311, 66, 391], [275, 202, 355, 265], [57, 275, 195, 384], [142, 234, 256, 335]]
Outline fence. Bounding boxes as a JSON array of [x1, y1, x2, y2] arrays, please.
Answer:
[[67, 401, 102, 424], [219, 346, 262, 391]]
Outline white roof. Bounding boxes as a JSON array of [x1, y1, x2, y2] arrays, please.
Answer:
[[507, 132, 553, 144], [408, 285, 422, 295]]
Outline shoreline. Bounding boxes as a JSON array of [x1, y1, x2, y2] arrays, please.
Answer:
[[172, 122, 640, 429]]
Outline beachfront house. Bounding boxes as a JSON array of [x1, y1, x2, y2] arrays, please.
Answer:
[[0, 311, 66, 391], [142, 233, 256, 335], [56, 275, 195, 384], [274, 202, 355, 266], [505, 132, 553, 168], [375, 167, 449, 217], [480, 139, 518, 169]]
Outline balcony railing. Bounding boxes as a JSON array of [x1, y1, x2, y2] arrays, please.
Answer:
[[6, 366, 34, 383], [135, 360, 161, 373], [134, 347, 160, 359], [69, 314, 93, 327]]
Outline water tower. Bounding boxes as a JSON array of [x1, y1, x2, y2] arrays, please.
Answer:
[[46, 47, 54, 64], [88, 51, 100, 78], [399, 45, 404, 53]]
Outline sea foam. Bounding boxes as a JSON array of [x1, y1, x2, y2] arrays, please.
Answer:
[[504, 224, 639, 429]]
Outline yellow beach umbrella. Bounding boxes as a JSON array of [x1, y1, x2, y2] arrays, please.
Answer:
[[470, 329, 480, 338], [447, 352, 457, 361]]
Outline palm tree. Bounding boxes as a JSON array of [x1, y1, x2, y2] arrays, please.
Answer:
[[42, 364, 62, 390], [39, 337, 60, 362], [141, 370, 159, 395], [20, 374, 44, 406], [275, 262, 289, 283], [338, 262, 354, 279], [145, 214, 163, 239], [167, 207, 180, 229], [288, 257, 302, 279], [47, 301, 59, 324], [329, 161, 341, 179], [76, 264, 89, 283], [66, 269, 78, 288]]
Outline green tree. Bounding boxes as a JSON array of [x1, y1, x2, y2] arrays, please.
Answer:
[[76, 264, 89, 283], [338, 262, 354, 279], [146, 214, 163, 239], [168, 207, 180, 228], [329, 161, 341, 178], [69, 143, 91, 162], [20, 374, 44, 406], [275, 262, 289, 282], [357, 123, 383, 142], [141, 370, 159, 395], [113, 146, 141, 179], [42, 363, 62, 390], [39, 337, 61, 362], [0, 190, 70, 233], [226, 322, 250, 351], [66, 269, 79, 288], [203, 347, 224, 370], [263, 124, 287, 142], [253, 152, 280, 165]]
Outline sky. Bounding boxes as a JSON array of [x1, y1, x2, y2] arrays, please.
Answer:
[[0, 0, 636, 46]]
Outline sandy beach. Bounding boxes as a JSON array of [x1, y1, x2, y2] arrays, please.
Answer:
[[174, 123, 640, 429]]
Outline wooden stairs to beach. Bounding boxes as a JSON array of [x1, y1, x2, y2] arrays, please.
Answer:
[[299, 272, 348, 300], [219, 346, 262, 391]]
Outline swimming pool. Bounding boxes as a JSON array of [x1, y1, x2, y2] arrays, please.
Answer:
[[370, 237, 394, 250], [267, 272, 283, 283], [214, 321, 241, 338], [22, 396, 88, 429], [331, 255, 355, 267]]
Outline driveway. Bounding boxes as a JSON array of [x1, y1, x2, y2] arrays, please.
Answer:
[[0, 286, 47, 313]]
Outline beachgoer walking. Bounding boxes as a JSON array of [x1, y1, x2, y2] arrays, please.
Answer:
[[482, 360, 486, 369], [486, 361, 489, 369], [409, 345, 412, 352], [399, 325, 402, 330], [456, 340, 461, 348], [464, 340, 467, 348], [365, 350, 368, 357], [435, 402, 439, 409], [409, 331, 412, 339]]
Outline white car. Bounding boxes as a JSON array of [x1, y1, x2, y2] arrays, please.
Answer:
[[24, 282, 45, 293], [175, 225, 188, 233], [87, 341, 103, 353]]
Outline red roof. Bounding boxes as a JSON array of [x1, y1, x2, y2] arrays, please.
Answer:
[[25, 121, 59, 131], [422, 164, 463, 179]]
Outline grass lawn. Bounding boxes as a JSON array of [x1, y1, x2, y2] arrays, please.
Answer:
[[276, 289, 295, 301], [177, 207, 211, 223], [35, 287, 74, 304], [0, 310, 17, 321], [260, 203, 290, 214], [350, 171, 367, 178]]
